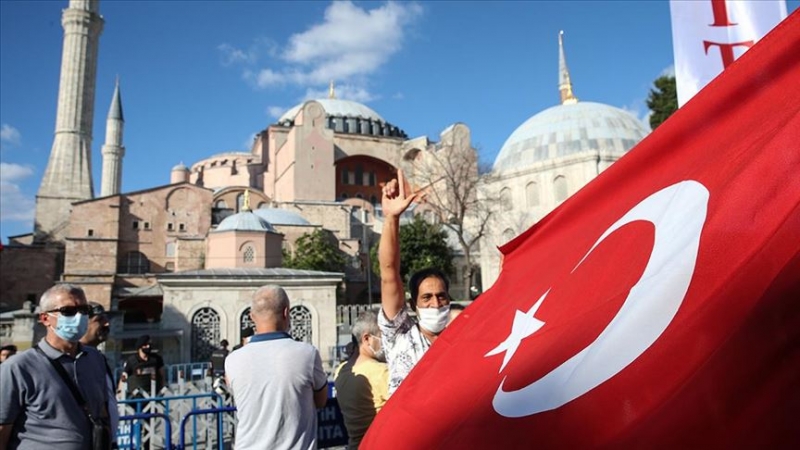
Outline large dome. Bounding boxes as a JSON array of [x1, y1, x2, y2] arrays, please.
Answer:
[[278, 98, 385, 123], [493, 102, 649, 172]]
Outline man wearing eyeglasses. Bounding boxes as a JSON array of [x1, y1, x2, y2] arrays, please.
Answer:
[[0, 284, 113, 450]]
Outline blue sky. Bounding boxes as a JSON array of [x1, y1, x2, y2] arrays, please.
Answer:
[[1, 0, 796, 243]]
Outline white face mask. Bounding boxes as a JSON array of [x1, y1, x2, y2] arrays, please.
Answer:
[[367, 335, 386, 362], [417, 305, 450, 334]]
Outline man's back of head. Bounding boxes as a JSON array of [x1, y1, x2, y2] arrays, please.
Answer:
[[251, 284, 290, 332]]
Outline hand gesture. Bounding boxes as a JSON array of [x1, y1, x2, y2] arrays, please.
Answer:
[[381, 169, 422, 218]]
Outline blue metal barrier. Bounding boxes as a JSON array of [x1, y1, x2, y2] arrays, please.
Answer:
[[176, 407, 237, 450], [118, 412, 172, 450], [119, 392, 226, 449]]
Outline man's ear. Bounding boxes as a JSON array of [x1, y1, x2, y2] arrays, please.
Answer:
[[39, 312, 51, 326]]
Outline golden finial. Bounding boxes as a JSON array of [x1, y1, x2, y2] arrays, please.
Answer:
[[558, 30, 578, 105], [243, 189, 251, 211], [328, 80, 336, 99]]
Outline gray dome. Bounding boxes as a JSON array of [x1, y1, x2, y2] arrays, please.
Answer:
[[253, 208, 311, 226], [171, 162, 188, 172], [216, 211, 276, 233], [494, 102, 649, 172], [279, 99, 385, 123]]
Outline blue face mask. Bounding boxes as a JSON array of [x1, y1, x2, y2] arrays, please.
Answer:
[[49, 312, 89, 342]]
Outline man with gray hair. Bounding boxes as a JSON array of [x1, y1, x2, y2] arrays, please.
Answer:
[[334, 310, 389, 449], [225, 285, 328, 450], [0, 284, 113, 450]]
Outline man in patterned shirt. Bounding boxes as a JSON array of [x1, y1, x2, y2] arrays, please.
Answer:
[[378, 169, 453, 394]]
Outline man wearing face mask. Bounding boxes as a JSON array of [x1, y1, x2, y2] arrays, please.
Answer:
[[378, 170, 453, 395], [334, 310, 389, 449], [119, 335, 165, 398], [0, 284, 112, 449]]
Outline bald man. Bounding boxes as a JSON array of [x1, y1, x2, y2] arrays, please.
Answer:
[[225, 285, 328, 450]]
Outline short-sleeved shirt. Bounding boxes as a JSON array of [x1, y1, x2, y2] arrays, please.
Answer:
[[225, 331, 328, 450], [123, 352, 164, 394], [378, 305, 431, 395], [0, 339, 109, 450], [334, 358, 389, 449]]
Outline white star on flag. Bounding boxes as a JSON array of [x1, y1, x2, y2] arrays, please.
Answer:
[[485, 290, 548, 372]]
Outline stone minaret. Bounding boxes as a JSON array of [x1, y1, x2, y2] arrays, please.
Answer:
[[558, 31, 578, 105], [35, 0, 103, 242], [100, 78, 124, 197]]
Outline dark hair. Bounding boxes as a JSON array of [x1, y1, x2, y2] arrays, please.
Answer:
[[241, 327, 255, 339], [220, 339, 229, 347], [408, 267, 450, 311], [135, 334, 151, 349], [1, 344, 17, 353]]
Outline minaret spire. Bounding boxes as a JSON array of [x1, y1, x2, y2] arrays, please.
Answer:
[[100, 77, 125, 197], [328, 80, 336, 99], [558, 30, 578, 105], [35, 0, 104, 242]]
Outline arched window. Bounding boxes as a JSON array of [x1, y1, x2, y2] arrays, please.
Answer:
[[503, 228, 516, 243], [118, 251, 150, 274], [191, 307, 220, 362], [240, 308, 254, 336], [355, 165, 364, 186], [526, 182, 539, 207], [500, 188, 512, 211], [215, 200, 227, 209], [554, 176, 568, 202], [289, 305, 312, 343], [243, 245, 255, 263], [341, 169, 349, 185]]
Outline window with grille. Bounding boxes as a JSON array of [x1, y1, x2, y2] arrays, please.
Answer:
[[243, 246, 255, 263], [191, 307, 220, 362], [289, 305, 312, 343], [240, 308, 255, 336], [118, 251, 150, 274]]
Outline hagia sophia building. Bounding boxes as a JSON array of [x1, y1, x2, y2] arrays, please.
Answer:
[[0, 0, 649, 370]]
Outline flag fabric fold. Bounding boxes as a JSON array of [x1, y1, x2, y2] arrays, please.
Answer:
[[362, 9, 800, 449]]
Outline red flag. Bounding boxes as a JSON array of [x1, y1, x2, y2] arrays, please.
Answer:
[[363, 9, 800, 450]]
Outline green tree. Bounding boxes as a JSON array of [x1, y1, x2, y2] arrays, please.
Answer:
[[646, 75, 678, 130], [371, 216, 455, 284], [284, 229, 347, 273]]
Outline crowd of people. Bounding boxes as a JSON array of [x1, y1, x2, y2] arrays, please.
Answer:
[[0, 170, 463, 449]]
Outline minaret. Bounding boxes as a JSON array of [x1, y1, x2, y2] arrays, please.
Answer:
[[558, 31, 578, 105], [100, 77, 125, 197], [35, 0, 104, 242]]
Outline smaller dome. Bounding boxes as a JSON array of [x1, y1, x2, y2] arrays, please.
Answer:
[[171, 162, 188, 172], [493, 102, 649, 172], [216, 211, 276, 233], [253, 208, 311, 226]]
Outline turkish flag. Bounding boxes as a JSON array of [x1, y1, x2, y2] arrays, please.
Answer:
[[362, 9, 800, 450]]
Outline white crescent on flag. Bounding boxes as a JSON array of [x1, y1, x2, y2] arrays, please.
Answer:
[[490, 180, 709, 418]]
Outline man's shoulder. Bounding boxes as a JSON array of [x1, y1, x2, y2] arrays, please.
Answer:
[[1, 347, 45, 372]]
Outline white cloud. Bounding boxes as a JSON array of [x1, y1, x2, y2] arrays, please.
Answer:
[[1, 124, 21, 147], [660, 65, 675, 77], [218, 38, 278, 66], [302, 84, 377, 103], [267, 106, 286, 119], [0, 162, 35, 221], [246, 1, 422, 99]]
